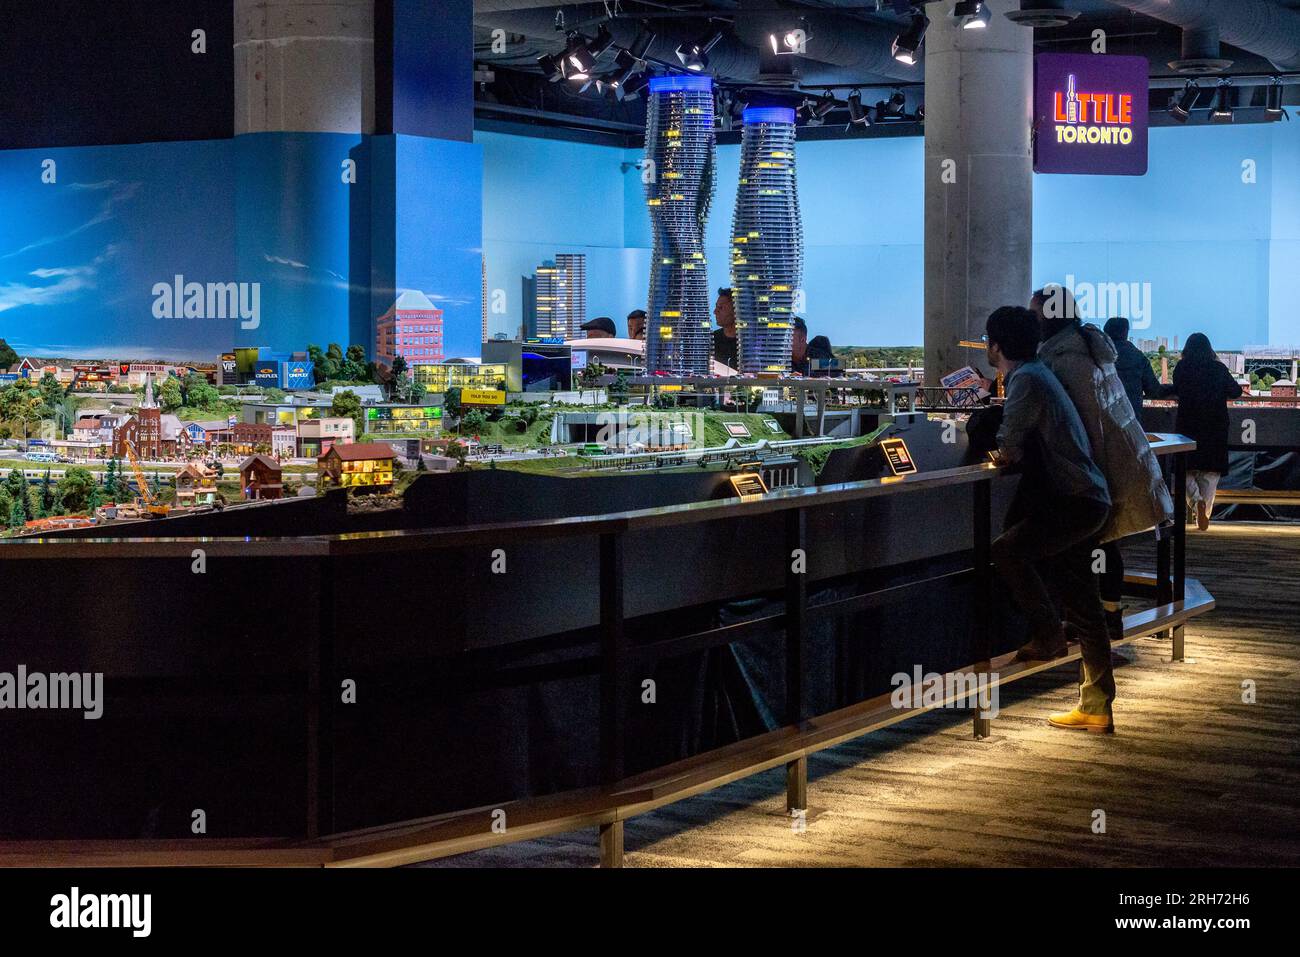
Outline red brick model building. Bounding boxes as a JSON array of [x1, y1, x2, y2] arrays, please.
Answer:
[[112, 375, 163, 459], [238, 454, 284, 500]]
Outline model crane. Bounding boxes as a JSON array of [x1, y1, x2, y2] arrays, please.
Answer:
[[123, 440, 170, 519]]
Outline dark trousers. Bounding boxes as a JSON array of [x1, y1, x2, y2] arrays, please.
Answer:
[[1100, 541, 1124, 606], [992, 492, 1116, 715]]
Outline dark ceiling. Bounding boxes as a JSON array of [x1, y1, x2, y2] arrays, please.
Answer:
[[472, 1, 1300, 143]]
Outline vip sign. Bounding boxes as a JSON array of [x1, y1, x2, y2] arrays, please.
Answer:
[[1034, 53, 1148, 176]]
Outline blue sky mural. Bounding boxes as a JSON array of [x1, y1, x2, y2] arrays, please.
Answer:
[[0, 132, 484, 363]]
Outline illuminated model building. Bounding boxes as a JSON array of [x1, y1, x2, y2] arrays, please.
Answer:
[[644, 74, 716, 375], [533, 254, 587, 339], [318, 442, 397, 491], [731, 106, 802, 376]]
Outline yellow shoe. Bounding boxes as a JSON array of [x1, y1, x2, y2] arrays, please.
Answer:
[[1048, 708, 1114, 733]]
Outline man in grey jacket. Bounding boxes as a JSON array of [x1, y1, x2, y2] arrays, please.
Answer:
[[1031, 286, 1175, 644], [987, 306, 1116, 731]]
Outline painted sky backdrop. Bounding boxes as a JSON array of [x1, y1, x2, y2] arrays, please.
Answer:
[[0, 133, 484, 362]]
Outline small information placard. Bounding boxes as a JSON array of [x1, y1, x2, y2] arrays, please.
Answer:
[[729, 471, 769, 500], [879, 437, 918, 476]]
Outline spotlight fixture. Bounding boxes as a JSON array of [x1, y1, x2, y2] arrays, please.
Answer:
[[953, 1, 991, 29], [568, 25, 613, 77], [768, 20, 811, 56], [813, 92, 838, 119], [1210, 81, 1234, 124], [1266, 77, 1285, 118], [537, 51, 567, 83], [611, 49, 640, 89], [609, 27, 657, 94], [676, 26, 724, 73], [892, 11, 930, 66], [620, 71, 652, 100], [1169, 80, 1199, 123], [847, 90, 871, 126]]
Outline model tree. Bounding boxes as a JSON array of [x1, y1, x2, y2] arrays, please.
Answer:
[[341, 345, 369, 382], [37, 373, 64, 418], [158, 377, 184, 413], [56, 467, 98, 514], [0, 338, 18, 371], [104, 459, 120, 500], [329, 389, 364, 436]]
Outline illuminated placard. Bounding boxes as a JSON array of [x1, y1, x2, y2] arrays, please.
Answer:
[[462, 388, 506, 406], [728, 471, 769, 501], [879, 437, 918, 476], [1034, 53, 1148, 176]]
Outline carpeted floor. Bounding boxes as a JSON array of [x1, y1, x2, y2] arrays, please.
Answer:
[[422, 522, 1300, 867]]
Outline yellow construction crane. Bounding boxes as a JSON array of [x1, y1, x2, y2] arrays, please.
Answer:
[[123, 440, 170, 518]]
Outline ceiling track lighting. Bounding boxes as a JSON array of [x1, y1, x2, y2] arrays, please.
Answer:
[[1210, 81, 1234, 124], [676, 25, 725, 73], [892, 10, 930, 66], [1266, 77, 1285, 119], [1169, 80, 1199, 123]]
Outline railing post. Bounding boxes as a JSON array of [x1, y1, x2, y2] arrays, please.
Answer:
[[785, 507, 808, 813], [307, 554, 335, 840], [1173, 450, 1187, 603], [971, 479, 993, 739], [598, 531, 628, 867]]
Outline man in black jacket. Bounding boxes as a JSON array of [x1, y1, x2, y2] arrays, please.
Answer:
[[1104, 316, 1171, 414]]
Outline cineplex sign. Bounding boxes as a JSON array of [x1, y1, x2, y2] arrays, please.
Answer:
[[1034, 53, 1149, 176]]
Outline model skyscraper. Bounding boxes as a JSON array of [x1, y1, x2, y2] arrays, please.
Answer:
[[644, 75, 716, 375], [532, 254, 587, 339], [732, 106, 803, 376]]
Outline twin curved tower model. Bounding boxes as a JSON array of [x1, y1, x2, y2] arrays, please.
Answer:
[[644, 75, 717, 376], [643, 80, 804, 377], [731, 106, 803, 377]]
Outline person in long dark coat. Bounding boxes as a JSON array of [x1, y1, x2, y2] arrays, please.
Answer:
[[1103, 316, 1173, 415], [1168, 332, 1243, 530]]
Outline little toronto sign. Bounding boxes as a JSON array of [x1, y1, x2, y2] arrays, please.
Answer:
[[1034, 53, 1149, 176]]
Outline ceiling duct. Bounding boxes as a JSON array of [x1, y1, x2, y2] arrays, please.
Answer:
[[1004, 1, 1080, 29], [1104, 0, 1300, 71], [1168, 24, 1233, 76]]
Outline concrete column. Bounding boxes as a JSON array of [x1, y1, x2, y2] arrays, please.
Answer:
[[923, 0, 1033, 383], [235, 0, 375, 134]]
